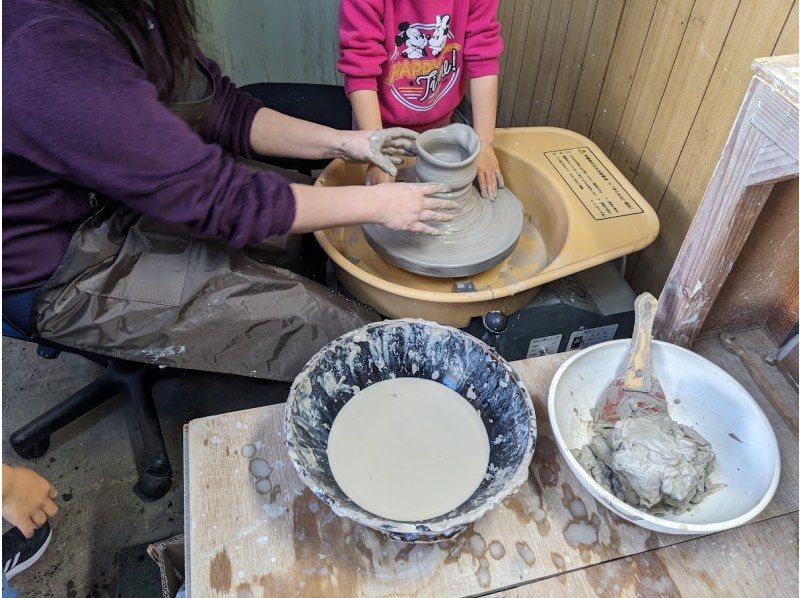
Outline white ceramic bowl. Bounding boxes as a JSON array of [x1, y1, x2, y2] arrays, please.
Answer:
[[548, 339, 780, 534]]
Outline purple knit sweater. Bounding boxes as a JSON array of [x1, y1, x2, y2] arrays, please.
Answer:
[[3, 0, 297, 291]]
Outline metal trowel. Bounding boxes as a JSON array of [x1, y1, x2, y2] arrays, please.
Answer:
[[596, 292, 668, 426]]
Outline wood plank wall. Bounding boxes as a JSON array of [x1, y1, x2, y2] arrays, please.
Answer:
[[194, 0, 342, 87], [497, 0, 798, 294]]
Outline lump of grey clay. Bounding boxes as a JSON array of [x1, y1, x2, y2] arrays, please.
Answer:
[[249, 458, 272, 479], [578, 414, 716, 513]]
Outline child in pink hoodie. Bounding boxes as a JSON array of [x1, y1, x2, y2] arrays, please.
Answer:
[[338, 0, 505, 198]]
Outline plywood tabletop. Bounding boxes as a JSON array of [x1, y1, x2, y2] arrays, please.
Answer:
[[503, 511, 799, 596], [185, 349, 798, 597]]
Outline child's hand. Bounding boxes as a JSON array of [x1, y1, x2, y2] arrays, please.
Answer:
[[2, 465, 58, 538], [365, 164, 396, 186], [476, 142, 505, 199], [341, 128, 418, 177]]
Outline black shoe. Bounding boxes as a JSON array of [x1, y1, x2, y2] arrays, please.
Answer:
[[2, 522, 52, 580]]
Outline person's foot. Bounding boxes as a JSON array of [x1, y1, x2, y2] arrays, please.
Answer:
[[2, 522, 52, 580]]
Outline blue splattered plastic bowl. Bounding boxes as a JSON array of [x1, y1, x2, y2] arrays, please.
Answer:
[[285, 319, 536, 542]]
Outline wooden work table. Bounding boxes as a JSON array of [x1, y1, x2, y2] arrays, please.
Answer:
[[184, 348, 798, 596]]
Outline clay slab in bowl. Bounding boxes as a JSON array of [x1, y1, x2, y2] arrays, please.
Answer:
[[548, 339, 780, 534], [285, 319, 537, 543]]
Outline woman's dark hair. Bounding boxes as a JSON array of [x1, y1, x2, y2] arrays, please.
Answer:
[[76, 0, 197, 99]]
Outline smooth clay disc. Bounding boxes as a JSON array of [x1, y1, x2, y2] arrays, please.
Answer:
[[363, 184, 524, 278]]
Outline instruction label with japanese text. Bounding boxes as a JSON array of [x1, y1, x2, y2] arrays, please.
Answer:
[[544, 147, 643, 220]]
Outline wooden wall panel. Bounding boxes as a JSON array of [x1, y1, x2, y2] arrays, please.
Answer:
[[567, 0, 625, 135], [775, 0, 799, 56], [627, 0, 739, 212], [525, 0, 575, 124], [194, 0, 341, 86], [497, 0, 518, 88], [496, 0, 798, 295], [588, 0, 658, 153], [497, 0, 532, 126], [630, 0, 796, 294], [546, 0, 598, 127], [607, 0, 695, 181], [510, 0, 555, 126]]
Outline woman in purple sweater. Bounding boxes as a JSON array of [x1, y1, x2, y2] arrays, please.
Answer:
[[3, 0, 455, 380]]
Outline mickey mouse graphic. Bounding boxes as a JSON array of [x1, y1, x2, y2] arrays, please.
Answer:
[[395, 22, 428, 58]]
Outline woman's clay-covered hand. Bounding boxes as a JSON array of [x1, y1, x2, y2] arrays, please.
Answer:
[[288, 181, 455, 235], [2, 464, 58, 538], [374, 182, 457, 235], [476, 142, 505, 199], [365, 163, 396, 186], [341, 128, 418, 176]]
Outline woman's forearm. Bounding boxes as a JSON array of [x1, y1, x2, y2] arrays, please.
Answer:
[[249, 107, 348, 159], [288, 184, 378, 233], [349, 89, 383, 130], [470, 75, 499, 143]]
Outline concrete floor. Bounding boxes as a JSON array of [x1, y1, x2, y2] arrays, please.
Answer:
[[2, 338, 289, 597], [2, 327, 796, 596]]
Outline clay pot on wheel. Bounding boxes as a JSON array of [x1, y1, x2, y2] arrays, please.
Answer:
[[362, 123, 524, 278], [414, 124, 481, 193]]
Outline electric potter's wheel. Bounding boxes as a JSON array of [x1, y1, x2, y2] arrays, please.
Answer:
[[362, 175, 525, 278], [314, 127, 661, 327]]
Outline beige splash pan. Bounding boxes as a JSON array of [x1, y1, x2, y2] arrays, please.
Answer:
[[314, 127, 659, 327]]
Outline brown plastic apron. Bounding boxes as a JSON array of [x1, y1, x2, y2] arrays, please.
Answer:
[[33, 58, 377, 382]]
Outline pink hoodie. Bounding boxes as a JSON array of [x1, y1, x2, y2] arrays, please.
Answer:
[[338, 0, 503, 131]]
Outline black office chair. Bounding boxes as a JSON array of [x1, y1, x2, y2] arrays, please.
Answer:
[[3, 320, 180, 501]]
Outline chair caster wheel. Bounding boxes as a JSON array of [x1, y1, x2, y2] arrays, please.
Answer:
[[135, 470, 172, 501], [11, 437, 51, 460]]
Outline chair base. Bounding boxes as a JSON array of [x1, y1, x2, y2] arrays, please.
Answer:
[[9, 360, 175, 501]]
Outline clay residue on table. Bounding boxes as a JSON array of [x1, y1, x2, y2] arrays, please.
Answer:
[[279, 487, 445, 596], [209, 547, 233, 592]]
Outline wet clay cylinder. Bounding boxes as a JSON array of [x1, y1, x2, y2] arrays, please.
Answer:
[[363, 124, 524, 278]]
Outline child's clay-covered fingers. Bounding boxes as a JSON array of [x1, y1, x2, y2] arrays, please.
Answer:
[[497, 171, 505, 189], [488, 173, 499, 199], [419, 210, 454, 222], [478, 171, 490, 198], [409, 222, 443, 235], [482, 171, 498, 199], [389, 156, 405, 165]]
